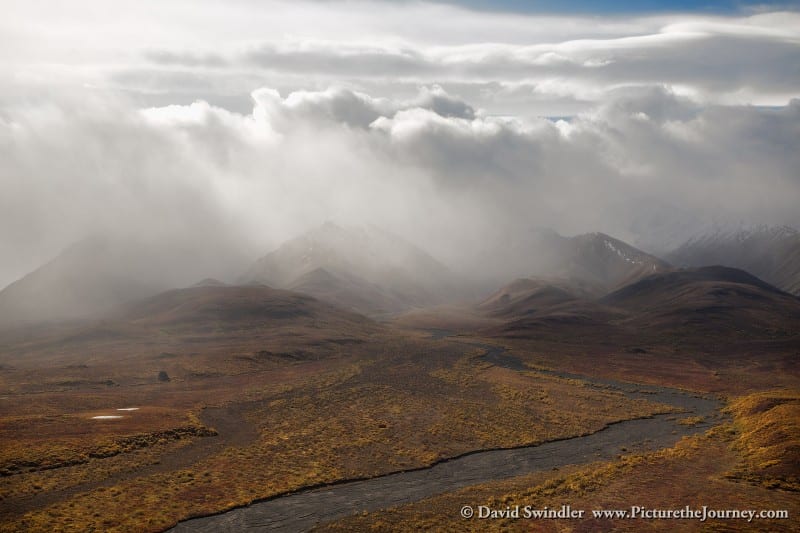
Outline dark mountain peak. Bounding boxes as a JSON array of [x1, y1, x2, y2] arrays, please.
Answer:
[[602, 266, 788, 308], [556, 231, 670, 290], [572, 232, 668, 265], [596, 265, 800, 337]]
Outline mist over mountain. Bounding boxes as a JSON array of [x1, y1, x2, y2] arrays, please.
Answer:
[[478, 278, 589, 318], [667, 226, 800, 295], [2, 86, 799, 293], [240, 222, 459, 315], [2, 4, 800, 531], [0, 235, 247, 327], [471, 228, 669, 291], [3, 219, 800, 327]]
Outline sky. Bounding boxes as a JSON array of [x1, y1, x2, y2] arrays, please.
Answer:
[[1, 0, 799, 287], [440, 0, 799, 14]]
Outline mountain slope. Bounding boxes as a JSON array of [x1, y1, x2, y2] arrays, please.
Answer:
[[124, 285, 312, 325], [483, 266, 800, 341], [0, 238, 168, 327], [2, 284, 379, 366], [286, 268, 408, 316], [478, 278, 593, 318], [0, 236, 245, 328], [473, 229, 670, 292], [556, 232, 671, 290], [241, 223, 456, 315], [601, 266, 800, 336], [667, 226, 800, 295]]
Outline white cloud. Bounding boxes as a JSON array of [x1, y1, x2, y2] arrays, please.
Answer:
[[0, 1, 798, 285], [1, 85, 798, 286], [2, 2, 797, 115]]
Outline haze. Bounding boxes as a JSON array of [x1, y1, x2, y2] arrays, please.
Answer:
[[1, 0, 799, 288]]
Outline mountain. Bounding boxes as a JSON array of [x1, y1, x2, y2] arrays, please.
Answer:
[[600, 266, 800, 336], [286, 268, 408, 316], [0, 236, 245, 328], [0, 237, 169, 327], [550, 232, 671, 290], [1, 284, 379, 366], [484, 266, 800, 341], [241, 223, 456, 316], [472, 228, 670, 292], [666, 226, 800, 295], [478, 278, 595, 318]]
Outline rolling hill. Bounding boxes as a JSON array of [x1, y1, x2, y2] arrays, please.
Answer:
[[483, 266, 800, 341], [1, 284, 379, 367], [121, 284, 368, 328], [478, 278, 595, 318], [600, 266, 800, 336]]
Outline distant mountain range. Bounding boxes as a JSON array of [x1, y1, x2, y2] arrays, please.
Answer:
[[1, 223, 798, 327], [470, 228, 669, 292], [484, 265, 800, 340], [239, 225, 668, 316], [666, 226, 800, 295]]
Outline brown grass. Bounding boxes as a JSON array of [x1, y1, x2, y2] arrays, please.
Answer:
[[319, 390, 800, 532], [0, 334, 668, 532], [725, 390, 800, 490]]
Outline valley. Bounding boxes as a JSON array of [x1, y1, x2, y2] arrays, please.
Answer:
[[4, 4, 799, 530], [1, 224, 798, 531]]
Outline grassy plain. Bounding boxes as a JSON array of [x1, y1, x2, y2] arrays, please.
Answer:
[[319, 390, 800, 532], [0, 307, 666, 531], [2, 281, 798, 531]]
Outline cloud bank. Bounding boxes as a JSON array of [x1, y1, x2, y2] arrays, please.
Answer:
[[0, 1, 798, 286], [2, 2, 798, 115], [1, 85, 798, 286]]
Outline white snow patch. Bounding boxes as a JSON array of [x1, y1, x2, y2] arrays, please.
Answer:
[[604, 238, 643, 264]]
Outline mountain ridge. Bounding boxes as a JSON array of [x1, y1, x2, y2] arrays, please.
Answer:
[[667, 225, 800, 295], [240, 222, 457, 315]]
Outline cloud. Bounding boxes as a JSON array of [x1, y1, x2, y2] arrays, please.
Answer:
[[4, 2, 797, 118], [1, 85, 798, 287], [136, 10, 800, 108]]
